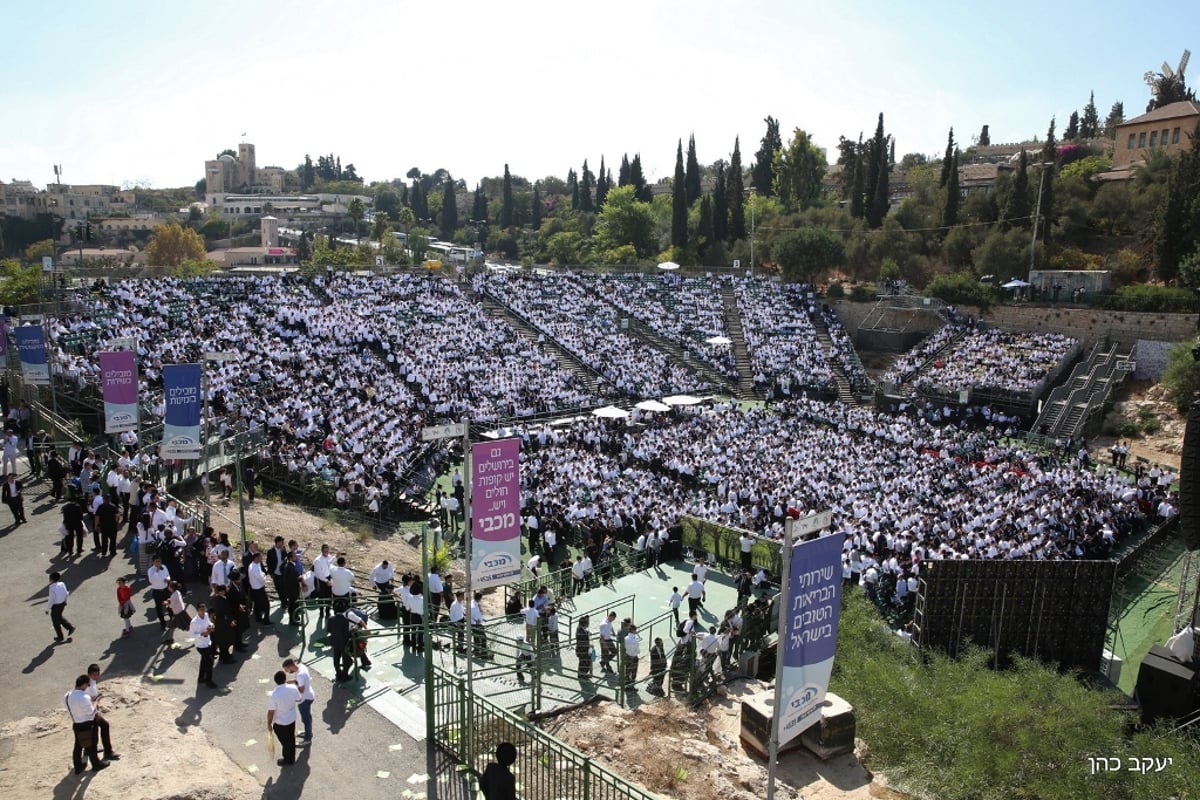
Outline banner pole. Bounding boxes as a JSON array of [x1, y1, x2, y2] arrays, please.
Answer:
[[767, 515, 795, 800], [461, 418, 474, 776]]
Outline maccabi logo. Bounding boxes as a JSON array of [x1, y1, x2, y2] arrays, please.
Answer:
[[482, 553, 514, 569], [110, 413, 134, 425]]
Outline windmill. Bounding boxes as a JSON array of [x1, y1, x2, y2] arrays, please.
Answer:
[[1145, 49, 1193, 111]]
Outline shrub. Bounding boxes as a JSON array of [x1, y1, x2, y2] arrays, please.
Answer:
[[826, 281, 844, 298], [1099, 285, 1200, 313]]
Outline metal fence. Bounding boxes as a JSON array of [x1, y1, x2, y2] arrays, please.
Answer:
[[430, 664, 661, 800]]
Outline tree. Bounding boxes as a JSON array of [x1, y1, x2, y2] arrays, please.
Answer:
[[940, 128, 956, 187], [580, 160, 595, 213], [851, 135, 866, 220], [1104, 101, 1125, 137], [24, 239, 55, 263], [145, 222, 207, 266], [712, 163, 729, 243], [671, 141, 688, 249], [1145, 54, 1196, 111], [596, 156, 609, 209], [501, 165, 514, 228], [629, 154, 651, 202], [1065, 111, 1080, 141], [773, 127, 826, 211], [865, 114, 890, 229], [439, 180, 457, 240], [773, 227, 845, 282], [728, 137, 746, 240], [1080, 92, 1100, 138], [1154, 121, 1200, 281], [471, 184, 488, 222], [618, 154, 631, 187], [978, 124, 990, 147], [372, 212, 391, 247], [347, 197, 366, 243], [943, 151, 960, 229], [697, 194, 714, 258], [752, 116, 782, 197], [531, 183, 543, 230], [1006, 149, 1031, 228], [1039, 118, 1057, 246], [1162, 340, 1200, 411], [0, 259, 45, 305], [594, 186, 655, 258], [685, 135, 702, 207]]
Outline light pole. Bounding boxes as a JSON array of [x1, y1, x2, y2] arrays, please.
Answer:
[[744, 188, 757, 278], [1028, 162, 1054, 280], [200, 350, 238, 524]]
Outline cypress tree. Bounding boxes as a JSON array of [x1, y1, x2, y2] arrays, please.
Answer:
[[1065, 111, 1080, 141], [1039, 117, 1057, 245], [942, 151, 959, 229], [596, 156, 609, 208], [630, 155, 651, 202], [1080, 92, 1099, 138], [1154, 121, 1200, 281], [873, 135, 891, 227], [713, 163, 729, 243], [531, 183, 542, 230], [865, 114, 889, 228], [685, 134, 702, 206], [567, 168, 579, 210], [471, 183, 487, 222], [1007, 149, 1031, 229], [440, 179, 458, 240], [940, 128, 955, 187], [500, 164, 514, 228], [697, 194, 714, 258], [580, 160, 595, 213], [752, 116, 782, 197], [978, 125, 991, 147], [850, 134, 865, 220], [618, 154, 631, 187], [728, 137, 746, 241], [671, 140, 688, 249]]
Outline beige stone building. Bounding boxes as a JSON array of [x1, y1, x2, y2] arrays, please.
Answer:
[[1111, 100, 1199, 170]]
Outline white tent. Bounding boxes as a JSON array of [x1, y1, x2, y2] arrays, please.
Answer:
[[662, 394, 703, 406], [1002, 279, 1030, 289], [634, 399, 672, 412], [704, 335, 733, 345], [592, 405, 630, 419], [657, 261, 681, 271]]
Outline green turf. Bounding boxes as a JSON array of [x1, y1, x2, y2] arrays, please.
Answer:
[[1107, 536, 1188, 694]]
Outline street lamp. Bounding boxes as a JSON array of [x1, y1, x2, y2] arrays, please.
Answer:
[[744, 187, 757, 278], [1028, 162, 1054, 280]]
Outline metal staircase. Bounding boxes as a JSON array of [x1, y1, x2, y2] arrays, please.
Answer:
[[720, 283, 757, 398], [1031, 342, 1133, 441]]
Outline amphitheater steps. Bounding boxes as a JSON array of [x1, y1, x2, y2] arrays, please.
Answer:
[[476, 292, 605, 397], [720, 284, 758, 399], [809, 312, 860, 406]]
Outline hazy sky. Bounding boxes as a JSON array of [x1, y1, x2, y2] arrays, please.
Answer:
[[2, 0, 1195, 191]]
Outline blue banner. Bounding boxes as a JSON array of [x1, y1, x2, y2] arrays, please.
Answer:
[[14, 326, 49, 385], [778, 533, 843, 746], [161, 363, 202, 459]]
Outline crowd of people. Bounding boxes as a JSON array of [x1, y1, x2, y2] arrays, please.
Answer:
[[910, 328, 1079, 396]]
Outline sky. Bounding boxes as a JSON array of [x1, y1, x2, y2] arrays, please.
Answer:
[[1, 0, 1196, 192]]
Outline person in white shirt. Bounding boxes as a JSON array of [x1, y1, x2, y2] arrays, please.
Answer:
[[147, 556, 172, 632], [189, 604, 217, 689], [407, 577, 425, 655], [543, 528, 557, 558], [65, 674, 108, 774], [210, 550, 234, 591], [699, 626, 720, 675], [84, 663, 119, 762], [571, 556, 587, 596], [283, 658, 316, 744], [470, 592, 488, 658], [369, 559, 394, 589], [524, 599, 541, 644], [598, 611, 617, 674], [164, 581, 187, 643], [426, 566, 445, 619], [247, 551, 271, 624], [669, 587, 683, 625], [686, 574, 704, 616], [623, 623, 642, 688], [739, 533, 755, 571], [267, 669, 302, 766], [526, 554, 541, 579], [329, 556, 354, 604], [47, 572, 75, 642], [310, 544, 334, 618], [693, 559, 709, 603], [448, 590, 466, 650]]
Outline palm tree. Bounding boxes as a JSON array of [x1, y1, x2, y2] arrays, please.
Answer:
[[347, 197, 365, 243]]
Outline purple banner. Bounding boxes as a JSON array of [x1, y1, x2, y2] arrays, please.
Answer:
[[470, 437, 521, 588], [778, 533, 843, 746], [99, 351, 139, 433]]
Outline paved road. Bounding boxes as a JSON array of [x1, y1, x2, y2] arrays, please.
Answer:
[[0, 477, 443, 799]]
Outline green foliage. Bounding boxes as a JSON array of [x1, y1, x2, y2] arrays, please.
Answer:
[[594, 186, 656, 258], [878, 257, 900, 282], [170, 258, 219, 278], [24, 239, 55, 263], [971, 228, 1029, 280], [1161, 340, 1200, 412], [849, 284, 876, 302], [774, 227, 844, 283], [1058, 154, 1112, 182], [1100, 284, 1200, 313], [825, 280, 844, 298], [0, 259, 43, 306], [925, 271, 1000, 308], [832, 592, 1200, 800], [772, 127, 826, 211]]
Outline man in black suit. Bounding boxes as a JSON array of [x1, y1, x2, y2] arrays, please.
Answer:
[[265, 535, 288, 598], [2, 472, 26, 524], [277, 550, 301, 626]]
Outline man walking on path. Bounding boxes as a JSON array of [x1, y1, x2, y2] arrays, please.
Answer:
[[48, 572, 76, 642], [283, 658, 316, 746], [267, 669, 301, 766]]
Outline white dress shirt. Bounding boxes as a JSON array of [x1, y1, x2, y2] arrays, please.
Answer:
[[330, 566, 353, 596], [48, 581, 70, 606], [147, 564, 171, 591], [189, 613, 213, 648], [369, 562, 394, 585], [65, 689, 96, 723], [248, 562, 267, 591], [268, 683, 301, 726]]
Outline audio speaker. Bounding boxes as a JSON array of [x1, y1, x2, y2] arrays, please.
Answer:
[[1180, 399, 1200, 551], [1135, 645, 1198, 723]]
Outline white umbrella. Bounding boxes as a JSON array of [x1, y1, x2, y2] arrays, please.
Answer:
[[662, 394, 702, 406], [634, 399, 672, 412], [657, 261, 681, 271], [704, 335, 733, 345], [1001, 279, 1030, 289], [592, 405, 630, 419]]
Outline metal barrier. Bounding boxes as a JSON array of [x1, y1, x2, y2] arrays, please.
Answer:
[[430, 664, 661, 800]]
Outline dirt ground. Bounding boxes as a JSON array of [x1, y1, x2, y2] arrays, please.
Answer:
[[1091, 380, 1183, 471], [0, 677, 263, 800]]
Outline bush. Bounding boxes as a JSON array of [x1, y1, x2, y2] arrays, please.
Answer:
[[849, 284, 876, 302], [925, 271, 1001, 309], [1161, 340, 1200, 412], [826, 281, 844, 298], [1099, 285, 1200, 313]]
